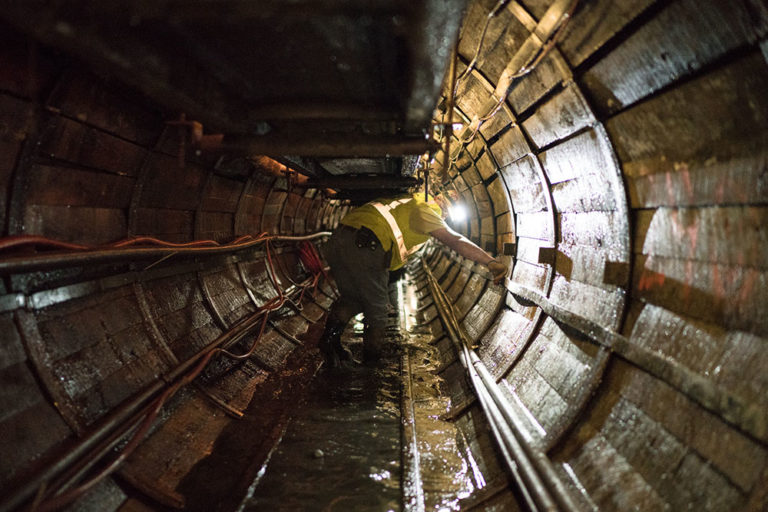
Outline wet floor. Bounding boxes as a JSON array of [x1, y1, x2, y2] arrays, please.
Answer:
[[238, 278, 480, 512], [239, 351, 403, 512]]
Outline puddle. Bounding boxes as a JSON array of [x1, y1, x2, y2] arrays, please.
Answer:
[[241, 360, 402, 512]]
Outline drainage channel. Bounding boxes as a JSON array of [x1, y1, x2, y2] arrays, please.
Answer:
[[238, 269, 481, 511]]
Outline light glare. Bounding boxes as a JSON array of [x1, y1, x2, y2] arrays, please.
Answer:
[[449, 204, 467, 222]]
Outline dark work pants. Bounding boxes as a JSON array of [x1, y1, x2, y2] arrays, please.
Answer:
[[323, 227, 390, 353]]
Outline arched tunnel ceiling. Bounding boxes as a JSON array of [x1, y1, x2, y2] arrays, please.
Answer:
[[0, 0, 767, 511]]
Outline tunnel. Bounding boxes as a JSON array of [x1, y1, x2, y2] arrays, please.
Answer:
[[0, 0, 766, 510]]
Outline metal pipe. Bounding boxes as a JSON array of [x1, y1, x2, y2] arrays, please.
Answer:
[[423, 261, 580, 511], [0, 232, 331, 274], [456, 341, 545, 511], [427, 269, 555, 510]]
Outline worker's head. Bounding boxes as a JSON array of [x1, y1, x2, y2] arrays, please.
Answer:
[[414, 190, 456, 219]]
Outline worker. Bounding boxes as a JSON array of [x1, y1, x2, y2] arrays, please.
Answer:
[[319, 190, 509, 368]]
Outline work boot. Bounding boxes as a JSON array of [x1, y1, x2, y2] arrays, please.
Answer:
[[362, 346, 385, 368], [362, 327, 388, 368], [318, 318, 354, 368]]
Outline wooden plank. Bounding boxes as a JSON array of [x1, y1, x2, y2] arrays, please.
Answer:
[[559, 0, 656, 67], [0, 362, 48, 424], [476, 10, 536, 84], [142, 272, 222, 361], [519, 323, 593, 401], [562, 431, 669, 511], [0, 94, 34, 234], [22, 205, 127, 245], [461, 284, 505, 340], [48, 71, 162, 146], [559, 211, 628, 261], [195, 211, 234, 242], [480, 217, 496, 253], [139, 155, 208, 210], [625, 300, 768, 413], [471, 182, 493, 217], [582, 0, 763, 115], [38, 117, 146, 177], [199, 266, 255, 326], [539, 127, 623, 197], [634, 206, 768, 269], [557, 241, 627, 291], [451, 173, 468, 193], [279, 191, 303, 234], [431, 252, 456, 284], [0, 396, 73, 488], [485, 175, 510, 215], [507, 51, 571, 114], [489, 124, 530, 168], [260, 190, 287, 234], [475, 150, 496, 180], [495, 210, 513, 233], [504, 352, 570, 434], [461, 166, 482, 188], [616, 363, 767, 496], [478, 308, 535, 378], [558, 358, 766, 502], [0, 137, 23, 236], [499, 155, 547, 213], [235, 183, 271, 235], [454, 408, 515, 494], [517, 211, 554, 240], [458, 1, 530, 85], [468, 138, 484, 159], [26, 165, 135, 208], [550, 175, 620, 213], [548, 274, 626, 331], [446, 267, 472, 302], [515, 236, 551, 265], [607, 52, 768, 208], [556, 350, 763, 510], [119, 390, 228, 508], [200, 175, 243, 213], [521, 83, 596, 149], [510, 259, 549, 293], [479, 105, 514, 141], [633, 254, 768, 337], [132, 208, 193, 239], [454, 272, 487, 320], [627, 145, 768, 208], [456, 72, 496, 122]]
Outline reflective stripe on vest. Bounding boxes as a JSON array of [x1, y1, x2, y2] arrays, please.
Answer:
[[370, 198, 423, 262]]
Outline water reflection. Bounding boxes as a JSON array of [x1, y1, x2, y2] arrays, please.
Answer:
[[241, 361, 402, 511]]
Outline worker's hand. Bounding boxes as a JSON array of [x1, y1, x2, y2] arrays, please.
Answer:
[[486, 259, 508, 284]]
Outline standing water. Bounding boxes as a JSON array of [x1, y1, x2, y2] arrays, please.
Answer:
[[239, 330, 402, 511]]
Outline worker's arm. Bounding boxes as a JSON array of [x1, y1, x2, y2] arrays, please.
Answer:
[[429, 227, 509, 284]]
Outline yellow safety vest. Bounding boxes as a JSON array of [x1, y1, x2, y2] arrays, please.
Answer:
[[339, 195, 444, 270]]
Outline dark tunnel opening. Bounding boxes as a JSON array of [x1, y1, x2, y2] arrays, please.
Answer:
[[0, 0, 766, 511]]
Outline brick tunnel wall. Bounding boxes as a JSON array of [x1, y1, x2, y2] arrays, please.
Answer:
[[0, 0, 767, 510]]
